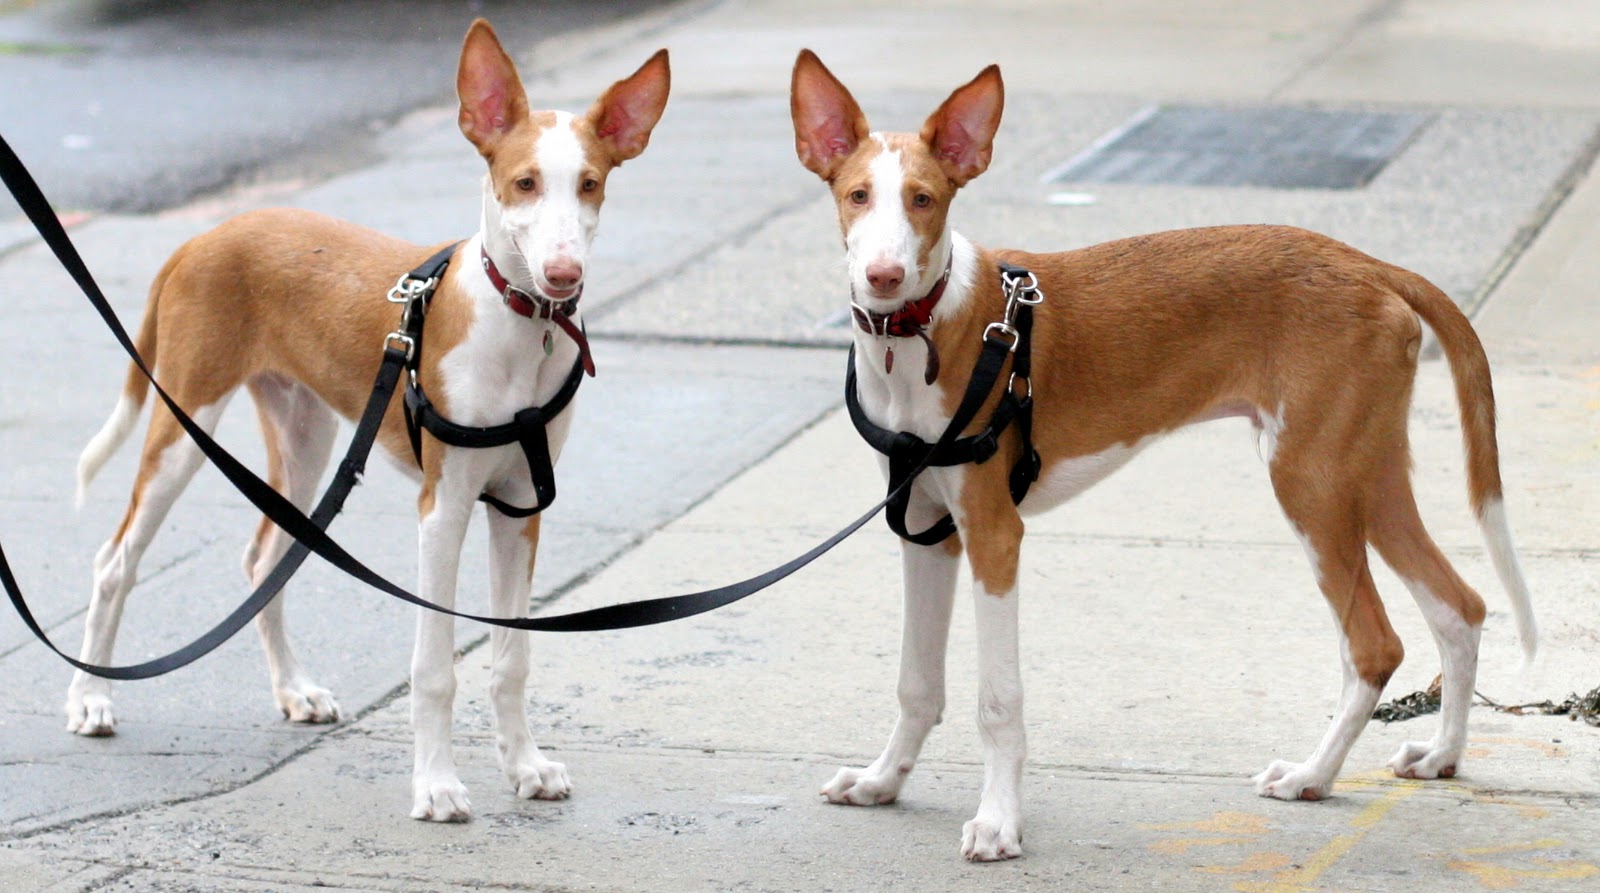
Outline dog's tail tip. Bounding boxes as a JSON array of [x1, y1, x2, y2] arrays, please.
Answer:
[[1477, 497, 1538, 665]]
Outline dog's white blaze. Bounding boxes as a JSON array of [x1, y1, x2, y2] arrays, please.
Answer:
[[533, 112, 599, 270], [847, 137, 921, 305], [481, 111, 598, 296]]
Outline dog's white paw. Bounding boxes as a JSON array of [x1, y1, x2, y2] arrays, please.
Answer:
[[1388, 740, 1460, 780], [66, 693, 116, 737], [411, 777, 472, 822], [1253, 760, 1331, 801], [508, 758, 571, 801], [820, 765, 904, 806], [276, 680, 340, 724], [961, 814, 1023, 862]]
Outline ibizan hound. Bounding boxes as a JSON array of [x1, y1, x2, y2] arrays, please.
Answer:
[[68, 19, 669, 822], [790, 50, 1535, 861]]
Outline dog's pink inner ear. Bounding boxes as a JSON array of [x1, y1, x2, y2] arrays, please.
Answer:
[[590, 51, 669, 163], [466, 84, 510, 133], [457, 28, 526, 148], [791, 52, 869, 179], [794, 97, 867, 178], [922, 67, 1002, 185]]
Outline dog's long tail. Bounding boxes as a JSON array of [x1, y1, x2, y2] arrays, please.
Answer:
[[75, 252, 173, 508], [1392, 268, 1537, 663]]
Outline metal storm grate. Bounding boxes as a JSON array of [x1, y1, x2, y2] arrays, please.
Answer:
[[1047, 105, 1432, 190]]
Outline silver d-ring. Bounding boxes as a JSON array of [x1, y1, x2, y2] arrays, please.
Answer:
[[1008, 372, 1032, 401]]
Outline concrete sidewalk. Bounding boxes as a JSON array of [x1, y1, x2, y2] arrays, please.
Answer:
[[3, 1, 1598, 890]]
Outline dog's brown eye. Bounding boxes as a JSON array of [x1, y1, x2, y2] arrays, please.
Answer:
[[515, 176, 536, 192], [912, 193, 932, 208], [582, 178, 599, 193], [850, 189, 869, 205]]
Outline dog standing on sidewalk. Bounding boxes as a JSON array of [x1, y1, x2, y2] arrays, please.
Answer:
[[790, 51, 1535, 860], [67, 20, 669, 822]]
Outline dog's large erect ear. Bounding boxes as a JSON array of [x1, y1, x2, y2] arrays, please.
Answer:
[[919, 65, 1004, 187], [790, 49, 870, 181], [584, 49, 671, 165], [457, 19, 530, 152]]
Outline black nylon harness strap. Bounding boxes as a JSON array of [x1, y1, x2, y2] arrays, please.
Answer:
[[846, 263, 1042, 545], [394, 247, 584, 519], [402, 340, 584, 519]]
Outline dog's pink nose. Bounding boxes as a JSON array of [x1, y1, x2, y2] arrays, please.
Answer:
[[866, 261, 904, 293], [543, 259, 583, 290]]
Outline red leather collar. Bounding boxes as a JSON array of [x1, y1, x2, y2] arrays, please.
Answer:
[[850, 258, 951, 385], [481, 247, 595, 377], [851, 262, 951, 338]]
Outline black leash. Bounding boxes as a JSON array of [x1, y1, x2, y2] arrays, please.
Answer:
[[0, 132, 1018, 678]]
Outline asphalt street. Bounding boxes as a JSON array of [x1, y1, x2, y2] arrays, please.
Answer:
[[0, 0, 666, 218]]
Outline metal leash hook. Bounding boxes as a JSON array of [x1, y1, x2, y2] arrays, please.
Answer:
[[986, 268, 1044, 352], [999, 266, 1042, 396]]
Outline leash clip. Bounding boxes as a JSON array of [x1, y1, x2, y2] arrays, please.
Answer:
[[387, 272, 437, 305], [1000, 267, 1043, 324]]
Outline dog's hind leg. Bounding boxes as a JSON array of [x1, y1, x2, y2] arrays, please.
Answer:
[[1367, 455, 1485, 780], [485, 509, 569, 800], [66, 395, 232, 735], [242, 374, 340, 724], [1255, 455, 1404, 801]]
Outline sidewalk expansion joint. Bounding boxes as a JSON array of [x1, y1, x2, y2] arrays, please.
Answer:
[[591, 331, 848, 350], [586, 188, 822, 324], [1266, 0, 1404, 102], [1468, 121, 1600, 318]]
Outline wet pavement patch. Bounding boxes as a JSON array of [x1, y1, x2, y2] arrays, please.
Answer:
[[1047, 105, 1433, 190]]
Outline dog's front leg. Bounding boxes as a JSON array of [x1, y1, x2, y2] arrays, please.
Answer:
[[960, 501, 1025, 862], [822, 531, 960, 806], [485, 510, 571, 801], [410, 486, 474, 822]]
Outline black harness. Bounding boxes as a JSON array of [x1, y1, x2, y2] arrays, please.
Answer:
[[393, 245, 585, 519], [847, 262, 1044, 545]]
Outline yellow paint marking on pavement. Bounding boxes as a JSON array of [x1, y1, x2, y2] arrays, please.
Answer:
[[1459, 839, 1567, 857], [1450, 856, 1600, 890], [1234, 781, 1421, 893], [1448, 839, 1600, 889], [1471, 737, 1569, 759], [1142, 810, 1275, 856], [1471, 795, 1550, 820], [1142, 810, 1275, 855], [1198, 852, 1294, 875]]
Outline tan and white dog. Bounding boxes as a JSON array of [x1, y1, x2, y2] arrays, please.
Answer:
[[67, 20, 669, 822], [791, 51, 1535, 861]]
